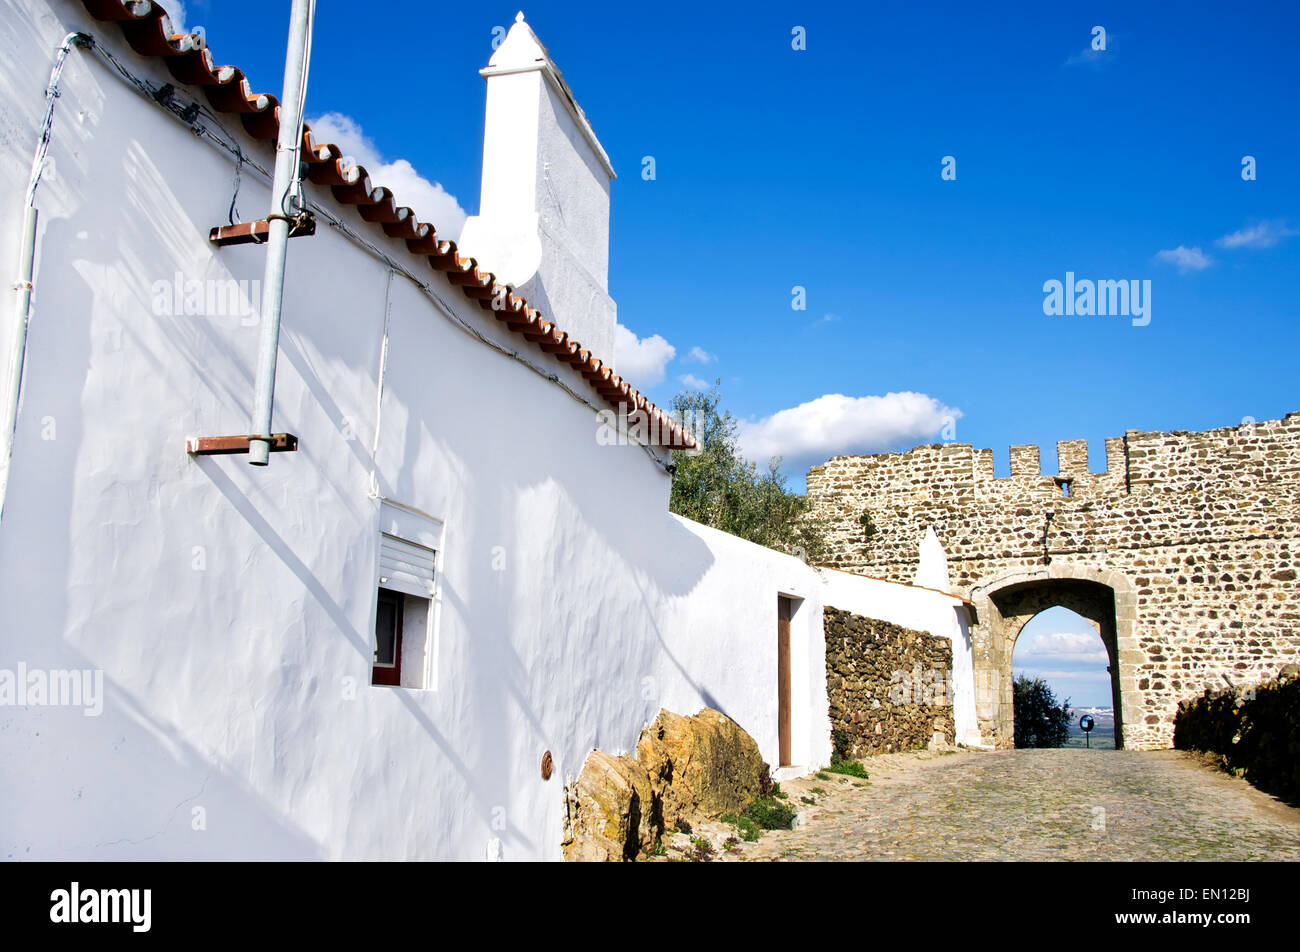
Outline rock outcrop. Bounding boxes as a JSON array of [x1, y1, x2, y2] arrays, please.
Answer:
[[562, 708, 768, 861], [636, 708, 767, 829], [560, 750, 660, 862]]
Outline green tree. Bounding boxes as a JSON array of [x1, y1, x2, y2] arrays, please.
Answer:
[[1012, 675, 1071, 748], [669, 383, 827, 562]]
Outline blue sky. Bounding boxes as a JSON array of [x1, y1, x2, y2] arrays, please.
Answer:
[[168, 0, 1298, 489], [1014, 607, 1112, 708]]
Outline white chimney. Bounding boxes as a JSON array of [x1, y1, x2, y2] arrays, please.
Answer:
[[457, 12, 618, 363]]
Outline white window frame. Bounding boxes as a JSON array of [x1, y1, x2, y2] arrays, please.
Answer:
[[371, 500, 445, 690]]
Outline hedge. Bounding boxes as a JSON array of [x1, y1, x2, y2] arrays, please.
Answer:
[[1173, 671, 1300, 801]]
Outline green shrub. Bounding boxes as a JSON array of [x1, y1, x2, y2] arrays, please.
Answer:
[[1013, 674, 1071, 748], [1174, 686, 1242, 753], [831, 729, 855, 762], [669, 384, 829, 561], [1174, 673, 1300, 801]]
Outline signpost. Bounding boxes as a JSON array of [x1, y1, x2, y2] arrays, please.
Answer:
[[1079, 714, 1095, 748]]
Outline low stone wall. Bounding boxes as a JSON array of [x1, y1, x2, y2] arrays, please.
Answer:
[[825, 606, 955, 756]]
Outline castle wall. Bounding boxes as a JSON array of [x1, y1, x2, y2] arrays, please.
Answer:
[[806, 414, 1300, 749]]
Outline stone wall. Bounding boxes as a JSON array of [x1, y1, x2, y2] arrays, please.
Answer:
[[807, 413, 1300, 750], [824, 607, 955, 756]]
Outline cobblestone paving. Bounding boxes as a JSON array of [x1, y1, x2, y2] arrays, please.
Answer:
[[722, 748, 1300, 861]]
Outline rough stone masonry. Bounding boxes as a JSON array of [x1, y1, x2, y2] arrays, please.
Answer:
[[824, 607, 955, 756], [806, 413, 1300, 750]]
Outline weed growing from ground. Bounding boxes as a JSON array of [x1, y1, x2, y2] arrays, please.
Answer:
[[688, 835, 715, 862], [826, 758, 869, 779], [722, 813, 762, 841], [743, 794, 797, 831]]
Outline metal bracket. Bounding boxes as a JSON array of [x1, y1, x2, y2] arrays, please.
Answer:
[[186, 433, 299, 456], [209, 216, 315, 247]]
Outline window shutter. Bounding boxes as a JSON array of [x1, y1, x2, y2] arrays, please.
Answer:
[[376, 501, 438, 598], [378, 533, 436, 598]]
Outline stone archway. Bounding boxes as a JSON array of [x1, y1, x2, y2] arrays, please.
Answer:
[[1001, 584, 1120, 747], [968, 565, 1140, 749]]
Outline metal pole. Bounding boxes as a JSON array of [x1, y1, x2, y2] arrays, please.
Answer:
[[248, 0, 314, 466], [0, 206, 39, 520]]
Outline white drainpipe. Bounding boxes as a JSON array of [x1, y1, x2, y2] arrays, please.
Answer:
[[248, 0, 315, 466], [1, 32, 87, 522]]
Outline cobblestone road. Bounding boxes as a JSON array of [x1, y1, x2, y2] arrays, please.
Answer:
[[721, 748, 1300, 861]]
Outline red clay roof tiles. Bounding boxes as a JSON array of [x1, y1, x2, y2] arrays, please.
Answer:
[[79, 0, 696, 451]]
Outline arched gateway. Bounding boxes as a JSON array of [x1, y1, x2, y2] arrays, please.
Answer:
[[806, 414, 1300, 750], [970, 565, 1138, 748]]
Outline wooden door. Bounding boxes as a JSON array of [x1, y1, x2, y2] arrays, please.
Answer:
[[777, 596, 792, 766], [372, 589, 404, 686]]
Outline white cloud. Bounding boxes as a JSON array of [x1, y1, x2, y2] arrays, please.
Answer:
[[1014, 669, 1113, 683], [685, 346, 715, 364], [1216, 220, 1297, 249], [1154, 245, 1212, 273], [306, 111, 467, 240], [1064, 47, 1106, 68], [808, 313, 841, 329], [1015, 631, 1109, 664], [614, 323, 675, 387], [165, 1, 188, 30], [679, 373, 711, 390], [1064, 32, 1117, 69], [736, 392, 960, 467]]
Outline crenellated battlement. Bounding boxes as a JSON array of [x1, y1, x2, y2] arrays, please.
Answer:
[[807, 413, 1300, 510]]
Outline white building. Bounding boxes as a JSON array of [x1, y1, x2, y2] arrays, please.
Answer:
[[0, 0, 976, 860]]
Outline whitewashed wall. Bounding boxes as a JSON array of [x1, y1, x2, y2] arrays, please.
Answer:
[[0, 0, 971, 861]]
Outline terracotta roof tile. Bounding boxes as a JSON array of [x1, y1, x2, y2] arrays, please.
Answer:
[[79, 0, 696, 451]]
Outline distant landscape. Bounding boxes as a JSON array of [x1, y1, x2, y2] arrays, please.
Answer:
[[1064, 708, 1116, 749]]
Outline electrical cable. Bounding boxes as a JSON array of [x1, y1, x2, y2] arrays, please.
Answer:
[[228, 143, 243, 225], [25, 32, 91, 207]]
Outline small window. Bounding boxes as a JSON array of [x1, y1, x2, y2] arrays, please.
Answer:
[[372, 589, 404, 686], [371, 502, 440, 689]]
